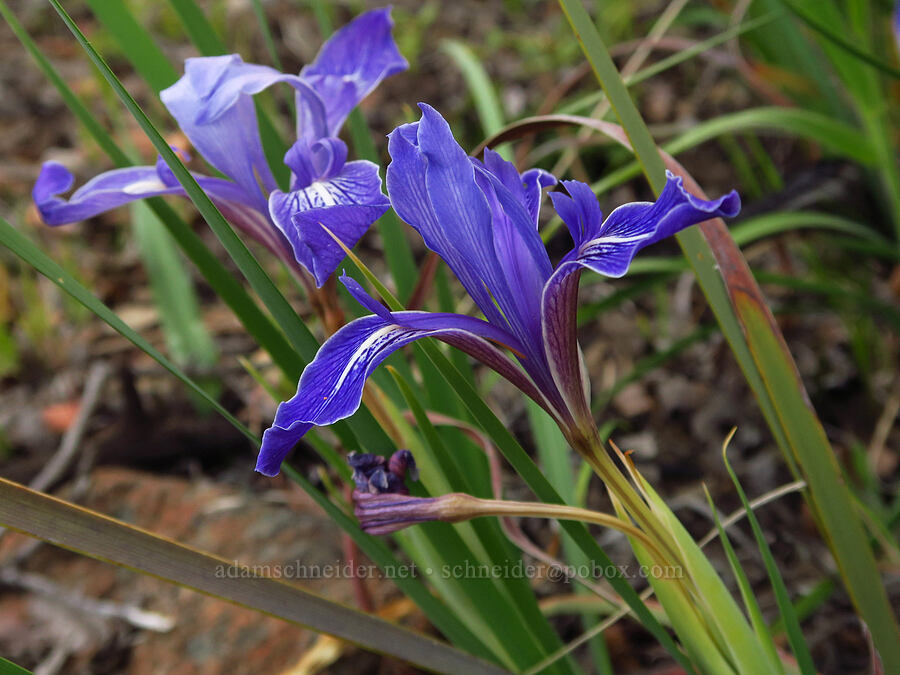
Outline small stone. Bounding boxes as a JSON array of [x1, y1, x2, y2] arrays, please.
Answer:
[[612, 382, 654, 417]]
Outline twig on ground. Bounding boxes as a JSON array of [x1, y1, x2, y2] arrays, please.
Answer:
[[868, 376, 900, 476], [0, 566, 175, 632], [29, 361, 109, 494], [0, 361, 110, 556]]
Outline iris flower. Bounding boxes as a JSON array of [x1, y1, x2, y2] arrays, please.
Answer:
[[33, 8, 407, 287], [257, 104, 740, 475]]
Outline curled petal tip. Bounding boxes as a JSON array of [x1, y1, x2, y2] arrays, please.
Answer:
[[33, 162, 75, 223], [665, 170, 741, 218], [255, 420, 314, 476]]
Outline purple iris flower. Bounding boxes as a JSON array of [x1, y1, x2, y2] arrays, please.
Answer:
[[255, 103, 740, 476], [32, 8, 407, 287]]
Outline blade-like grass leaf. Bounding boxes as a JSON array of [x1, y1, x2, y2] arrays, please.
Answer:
[[733, 295, 885, 671], [389, 370, 577, 674], [0, 216, 251, 441], [249, 0, 283, 70], [558, 11, 784, 117], [775, 0, 900, 79], [0, 657, 32, 675], [703, 485, 784, 673], [132, 201, 218, 368], [0, 478, 508, 675], [280, 466, 502, 665], [83, 0, 178, 91], [522, 12, 900, 661], [527, 400, 613, 674], [721, 434, 816, 674], [166, 0, 225, 57], [441, 40, 511, 160]]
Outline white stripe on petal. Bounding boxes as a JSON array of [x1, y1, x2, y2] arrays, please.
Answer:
[[586, 233, 648, 245], [123, 179, 169, 194], [310, 181, 338, 206], [327, 324, 406, 403]]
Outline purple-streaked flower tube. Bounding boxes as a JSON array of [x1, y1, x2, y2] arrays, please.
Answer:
[[348, 450, 664, 551]]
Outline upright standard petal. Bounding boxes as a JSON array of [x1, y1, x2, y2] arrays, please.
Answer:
[[179, 55, 316, 128], [387, 112, 504, 326], [549, 180, 603, 251], [256, 305, 556, 476], [161, 55, 329, 212], [415, 104, 510, 317], [478, 148, 556, 226], [473, 162, 554, 371], [283, 137, 349, 190], [541, 173, 740, 423], [299, 7, 408, 135], [388, 105, 572, 415]]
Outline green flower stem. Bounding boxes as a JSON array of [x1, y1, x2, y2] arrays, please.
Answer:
[[437, 494, 670, 568], [567, 427, 685, 569]]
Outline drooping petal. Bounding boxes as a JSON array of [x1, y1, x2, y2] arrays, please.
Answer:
[[555, 172, 740, 277], [595, 172, 740, 264], [34, 162, 182, 225], [284, 203, 389, 287], [270, 156, 386, 221], [33, 159, 245, 219], [256, 421, 314, 477], [299, 7, 408, 135], [34, 160, 293, 266], [541, 173, 741, 423], [343, 275, 564, 426], [160, 55, 329, 211], [256, 308, 555, 476], [269, 156, 389, 285]]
